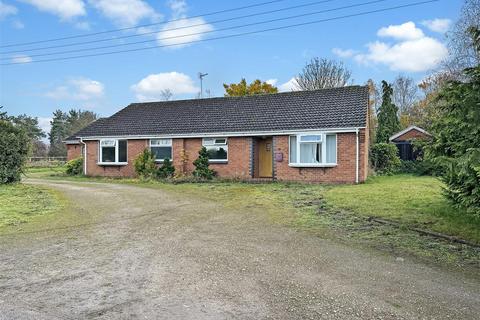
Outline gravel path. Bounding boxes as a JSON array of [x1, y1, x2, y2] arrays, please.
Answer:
[[0, 179, 479, 319]]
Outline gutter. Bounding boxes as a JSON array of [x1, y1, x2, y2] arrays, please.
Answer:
[[355, 128, 359, 184], [80, 138, 87, 176]]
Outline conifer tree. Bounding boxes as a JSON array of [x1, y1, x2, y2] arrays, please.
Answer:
[[193, 147, 215, 179], [376, 81, 400, 143]]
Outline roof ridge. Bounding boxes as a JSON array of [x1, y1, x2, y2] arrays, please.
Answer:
[[129, 85, 367, 106]]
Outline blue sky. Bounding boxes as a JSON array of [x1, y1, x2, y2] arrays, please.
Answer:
[[0, 0, 462, 134]]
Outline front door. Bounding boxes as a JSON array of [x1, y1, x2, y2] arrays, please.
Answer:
[[258, 138, 273, 178]]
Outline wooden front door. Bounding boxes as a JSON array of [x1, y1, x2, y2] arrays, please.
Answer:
[[258, 138, 273, 178]]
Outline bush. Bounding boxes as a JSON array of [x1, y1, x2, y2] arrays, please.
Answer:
[[398, 159, 443, 176], [0, 121, 29, 183], [157, 158, 175, 179], [193, 146, 215, 180], [65, 157, 83, 175], [134, 149, 157, 179], [370, 143, 401, 175]]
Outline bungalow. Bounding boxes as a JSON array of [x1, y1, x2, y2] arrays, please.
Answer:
[[65, 86, 370, 184]]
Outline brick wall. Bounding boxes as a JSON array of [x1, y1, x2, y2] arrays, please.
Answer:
[[85, 139, 148, 177], [172, 137, 252, 178], [81, 132, 368, 183], [273, 130, 368, 184], [393, 129, 429, 142], [66, 144, 82, 161]]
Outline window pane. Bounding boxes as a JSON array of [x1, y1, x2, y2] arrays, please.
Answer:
[[214, 138, 227, 144], [118, 140, 127, 162], [326, 135, 337, 163], [300, 143, 321, 163], [300, 135, 322, 142], [101, 139, 116, 147], [207, 146, 228, 160], [203, 138, 215, 146], [102, 147, 115, 162], [289, 136, 297, 163], [151, 139, 171, 146], [151, 146, 172, 160]]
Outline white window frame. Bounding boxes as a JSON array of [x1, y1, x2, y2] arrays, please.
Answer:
[[202, 137, 228, 163], [150, 138, 173, 162], [289, 133, 337, 167], [98, 139, 128, 165]]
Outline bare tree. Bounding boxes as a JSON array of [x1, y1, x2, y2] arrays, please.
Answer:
[[392, 75, 419, 114], [295, 58, 352, 90], [160, 89, 173, 101], [444, 0, 480, 73]]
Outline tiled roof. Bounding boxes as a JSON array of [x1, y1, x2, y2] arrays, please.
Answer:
[[72, 86, 368, 138]]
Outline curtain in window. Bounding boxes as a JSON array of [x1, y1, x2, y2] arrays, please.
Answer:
[[289, 136, 297, 163], [300, 143, 320, 163], [326, 135, 336, 163]]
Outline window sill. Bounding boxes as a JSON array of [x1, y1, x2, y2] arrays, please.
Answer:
[[289, 163, 337, 168], [209, 160, 228, 164], [97, 162, 128, 166]]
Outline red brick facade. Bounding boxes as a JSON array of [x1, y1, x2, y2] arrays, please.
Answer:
[[73, 131, 368, 183], [392, 128, 429, 142], [66, 144, 82, 160]]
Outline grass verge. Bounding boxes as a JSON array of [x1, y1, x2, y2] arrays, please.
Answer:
[[0, 183, 65, 229]]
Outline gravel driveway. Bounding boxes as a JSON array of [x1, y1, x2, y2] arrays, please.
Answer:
[[0, 179, 479, 319]]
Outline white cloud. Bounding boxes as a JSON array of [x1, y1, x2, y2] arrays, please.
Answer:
[[20, 0, 85, 20], [332, 48, 356, 58], [337, 22, 448, 73], [75, 21, 90, 30], [11, 55, 32, 63], [89, 0, 161, 27], [12, 20, 24, 29], [377, 21, 424, 40], [278, 78, 300, 92], [266, 79, 278, 86], [157, 17, 214, 48], [46, 78, 105, 101], [168, 0, 187, 18], [0, 1, 17, 20], [421, 18, 452, 33], [131, 72, 199, 101], [38, 117, 52, 136], [355, 37, 448, 72]]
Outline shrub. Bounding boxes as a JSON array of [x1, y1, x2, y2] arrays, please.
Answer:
[[398, 159, 443, 176], [193, 146, 215, 180], [134, 149, 157, 179], [0, 121, 29, 184], [65, 157, 83, 175], [370, 143, 401, 175], [157, 158, 175, 179]]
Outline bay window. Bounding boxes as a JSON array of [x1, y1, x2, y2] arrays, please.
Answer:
[[289, 133, 337, 166], [150, 139, 172, 161], [203, 138, 228, 162], [99, 139, 127, 164]]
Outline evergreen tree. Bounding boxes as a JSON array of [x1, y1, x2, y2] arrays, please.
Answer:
[[193, 147, 215, 179], [0, 117, 29, 183], [426, 27, 480, 216], [376, 81, 400, 143], [158, 158, 175, 179], [48, 110, 68, 157]]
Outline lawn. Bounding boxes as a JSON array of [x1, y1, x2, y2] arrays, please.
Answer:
[[0, 183, 64, 228], [324, 175, 480, 244]]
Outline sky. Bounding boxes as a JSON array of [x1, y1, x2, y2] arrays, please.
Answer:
[[0, 0, 463, 135]]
